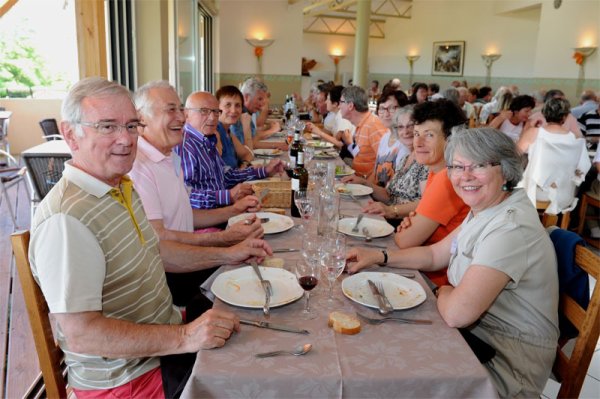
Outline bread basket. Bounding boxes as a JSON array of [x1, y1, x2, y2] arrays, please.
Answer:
[[252, 180, 291, 208]]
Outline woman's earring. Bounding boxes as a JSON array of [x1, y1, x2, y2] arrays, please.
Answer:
[[502, 183, 509, 192]]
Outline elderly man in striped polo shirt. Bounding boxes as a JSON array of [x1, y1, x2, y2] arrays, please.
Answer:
[[29, 77, 269, 398]]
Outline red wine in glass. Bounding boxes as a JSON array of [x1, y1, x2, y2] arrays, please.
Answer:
[[299, 275, 318, 291]]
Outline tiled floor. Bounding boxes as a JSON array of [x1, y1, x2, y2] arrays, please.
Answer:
[[542, 273, 600, 399]]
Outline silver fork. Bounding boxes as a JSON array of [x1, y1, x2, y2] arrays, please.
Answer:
[[375, 281, 394, 314], [352, 214, 364, 233], [356, 312, 432, 325]]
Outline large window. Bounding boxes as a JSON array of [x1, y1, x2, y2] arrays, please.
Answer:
[[0, 0, 78, 98], [176, 0, 213, 100]]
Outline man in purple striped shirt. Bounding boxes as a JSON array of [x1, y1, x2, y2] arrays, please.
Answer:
[[181, 91, 284, 209]]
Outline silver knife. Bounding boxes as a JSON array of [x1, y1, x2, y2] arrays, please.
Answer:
[[251, 262, 271, 316], [240, 319, 310, 334], [368, 279, 391, 315], [272, 248, 299, 253]]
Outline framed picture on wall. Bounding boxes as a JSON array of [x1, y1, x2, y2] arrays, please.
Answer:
[[432, 41, 465, 76]]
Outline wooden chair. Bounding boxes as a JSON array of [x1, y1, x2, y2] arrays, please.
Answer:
[[576, 192, 600, 249], [11, 231, 68, 399], [553, 244, 600, 398], [537, 200, 571, 229]]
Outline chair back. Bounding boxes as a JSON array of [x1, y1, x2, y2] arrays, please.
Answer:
[[23, 154, 70, 201], [552, 243, 600, 398], [39, 119, 62, 141], [11, 231, 67, 398]]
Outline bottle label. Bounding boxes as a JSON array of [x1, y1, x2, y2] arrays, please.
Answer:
[[291, 178, 300, 191], [289, 156, 296, 169], [297, 152, 304, 166]]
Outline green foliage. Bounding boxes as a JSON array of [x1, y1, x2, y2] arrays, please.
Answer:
[[0, 25, 57, 97]]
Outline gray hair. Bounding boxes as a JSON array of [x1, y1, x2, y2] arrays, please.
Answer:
[[133, 80, 176, 117], [240, 77, 268, 99], [341, 86, 369, 112], [443, 87, 460, 105], [445, 127, 524, 190], [392, 105, 414, 125], [542, 97, 571, 123], [61, 77, 132, 137]]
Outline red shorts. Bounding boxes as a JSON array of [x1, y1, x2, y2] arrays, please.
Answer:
[[72, 367, 164, 399]]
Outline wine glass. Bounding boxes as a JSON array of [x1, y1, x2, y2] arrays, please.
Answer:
[[301, 232, 321, 268], [294, 260, 319, 318], [319, 233, 346, 305], [294, 190, 315, 228]]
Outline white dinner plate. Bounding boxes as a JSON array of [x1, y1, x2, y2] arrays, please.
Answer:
[[338, 217, 394, 238], [335, 183, 373, 197], [228, 212, 294, 234], [335, 166, 355, 177], [306, 140, 334, 149], [212, 266, 303, 308], [342, 271, 426, 310], [254, 149, 283, 157]]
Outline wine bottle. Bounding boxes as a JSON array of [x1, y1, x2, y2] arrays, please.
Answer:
[[289, 130, 302, 168], [291, 151, 308, 218]]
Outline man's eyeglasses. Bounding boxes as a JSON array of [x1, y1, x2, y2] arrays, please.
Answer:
[[185, 107, 222, 116], [447, 162, 500, 176], [77, 121, 144, 136], [378, 105, 399, 114]]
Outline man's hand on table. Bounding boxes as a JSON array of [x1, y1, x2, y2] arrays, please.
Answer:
[[223, 216, 264, 245], [226, 237, 273, 265], [346, 247, 383, 274], [233, 195, 261, 213], [265, 159, 285, 176], [230, 183, 253, 202], [184, 309, 240, 350]]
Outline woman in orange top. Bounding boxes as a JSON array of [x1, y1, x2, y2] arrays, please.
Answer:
[[392, 99, 469, 286]]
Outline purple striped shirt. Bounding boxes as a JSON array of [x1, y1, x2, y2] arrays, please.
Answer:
[[179, 123, 266, 209]]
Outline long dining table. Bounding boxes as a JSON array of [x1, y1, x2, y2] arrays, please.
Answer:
[[181, 146, 498, 398]]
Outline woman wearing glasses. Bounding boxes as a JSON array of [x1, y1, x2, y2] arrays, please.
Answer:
[[347, 128, 559, 398], [347, 107, 428, 223], [342, 89, 410, 188]]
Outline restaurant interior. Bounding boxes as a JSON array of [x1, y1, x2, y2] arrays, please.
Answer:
[[0, 0, 599, 398]]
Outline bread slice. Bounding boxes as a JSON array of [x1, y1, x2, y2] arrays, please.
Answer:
[[328, 311, 361, 335], [262, 257, 284, 268]]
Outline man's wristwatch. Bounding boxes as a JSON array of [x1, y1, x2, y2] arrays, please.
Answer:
[[378, 249, 388, 266]]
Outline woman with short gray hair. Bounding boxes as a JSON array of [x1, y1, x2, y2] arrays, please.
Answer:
[[517, 97, 574, 154], [347, 128, 559, 398]]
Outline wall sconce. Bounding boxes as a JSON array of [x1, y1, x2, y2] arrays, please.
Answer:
[[573, 46, 596, 65], [245, 38, 275, 75], [405, 55, 420, 86], [481, 53, 501, 86], [329, 54, 346, 84], [573, 46, 596, 98]]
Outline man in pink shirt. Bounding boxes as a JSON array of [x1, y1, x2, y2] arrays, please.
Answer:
[[339, 86, 388, 177], [130, 80, 269, 313]]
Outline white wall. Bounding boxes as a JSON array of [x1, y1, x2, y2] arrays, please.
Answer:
[[216, 0, 304, 75], [225, 0, 598, 88]]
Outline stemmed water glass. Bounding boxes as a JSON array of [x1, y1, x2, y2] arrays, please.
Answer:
[[294, 260, 319, 319], [319, 233, 346, 305], [294, 190, 315, 229]]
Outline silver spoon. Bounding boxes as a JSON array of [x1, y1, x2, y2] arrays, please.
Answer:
[[255, 343, 313, 358]]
